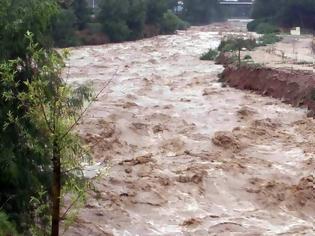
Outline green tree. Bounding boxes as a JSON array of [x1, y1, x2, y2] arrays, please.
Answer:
[[145, 0, 168, 24], [2, 32, 93, 236], [127, 0, 147, 39], [51, 8, 79, 47], [0, 0, 58, 60], [73, 0, 91, 30], [0, 0, 58, 232], [218, 37, 257, 67], [98, 0, 131, 42], [161, 10, 189, 34]]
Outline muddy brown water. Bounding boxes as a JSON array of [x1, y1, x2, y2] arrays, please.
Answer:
[[65, 23, 315, 235]]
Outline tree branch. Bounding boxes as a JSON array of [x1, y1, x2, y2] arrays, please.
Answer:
[[60, 192, 83, 221], [39, 100, 54, 133], [60, 67, 119, 140]]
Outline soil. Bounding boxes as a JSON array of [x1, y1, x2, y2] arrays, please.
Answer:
[[65, 21, 315, 235], [220, 66, 315, 116], [247, 35, 315, 71]]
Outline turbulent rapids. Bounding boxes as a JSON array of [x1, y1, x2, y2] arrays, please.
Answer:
[[66, 22, 315, 235]]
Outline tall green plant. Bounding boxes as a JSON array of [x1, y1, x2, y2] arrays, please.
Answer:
[[0, 0, 58, 232], [1, 32, 93, 235], [0, 0, 58, 60]]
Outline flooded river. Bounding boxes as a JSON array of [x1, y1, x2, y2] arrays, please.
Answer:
[[66, 23, 315, 235]]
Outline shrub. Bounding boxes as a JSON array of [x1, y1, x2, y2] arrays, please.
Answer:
[[161, 10, 189, 34], [200, 49, 219, 60], [0, 212, 18, 236], [177, 19, 190, 31], [256, 22, 279, 34], [146, 0, 168, 24], [52, 9, 79, 47], [98, 0, 131, 42], [247, 19, 261, 32], [218, 37, 257, 52], [102, 21, 131, 42], [247, 19, 279, 34], [243, 54, 252, 60], [218, 37, 257, 67], [257, 33, 282, 46]]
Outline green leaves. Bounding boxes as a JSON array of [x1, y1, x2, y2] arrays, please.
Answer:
[[0, 211, 18, 236], [0, 28, 92, 234], [0, 0, 58, 60], [97, 0, 185, 42]]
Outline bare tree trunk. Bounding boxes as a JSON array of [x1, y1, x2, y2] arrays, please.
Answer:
[[51, 140, 61, 236], [238, 48, 241, 68]]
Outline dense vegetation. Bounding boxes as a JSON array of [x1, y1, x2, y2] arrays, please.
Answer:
[[0, 0, 91, 235], [50, 0, 225, 46], [0, 1, 57, 233], [97, 0, 189, 42], [249, 0, 315, 33]]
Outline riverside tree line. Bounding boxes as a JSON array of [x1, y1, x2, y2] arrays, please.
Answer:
[[48, 0, 224, 46]]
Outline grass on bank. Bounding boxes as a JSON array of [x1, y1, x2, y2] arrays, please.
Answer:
[[200, 48, 219, 61]]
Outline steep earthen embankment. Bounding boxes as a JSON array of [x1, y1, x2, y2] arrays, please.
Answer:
[[220, 66, 315, 116]]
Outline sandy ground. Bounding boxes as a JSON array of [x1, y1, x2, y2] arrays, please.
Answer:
[[243, 35, 315, 72], [65, 22, 315, 235]]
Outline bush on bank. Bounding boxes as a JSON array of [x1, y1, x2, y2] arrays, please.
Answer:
[[200, 49, 219, 61]]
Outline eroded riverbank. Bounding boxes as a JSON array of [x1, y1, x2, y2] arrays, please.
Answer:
[[66, 22, 315, 235]]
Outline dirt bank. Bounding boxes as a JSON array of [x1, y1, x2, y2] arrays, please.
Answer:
[[220, 66, 315, 116]]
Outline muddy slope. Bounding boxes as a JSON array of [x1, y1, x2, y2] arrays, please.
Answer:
[[66, 22, 315, 236], [221, 66, 315, 115]]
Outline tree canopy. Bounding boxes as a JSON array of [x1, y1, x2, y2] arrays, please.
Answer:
[[251, 0, 315, 30]]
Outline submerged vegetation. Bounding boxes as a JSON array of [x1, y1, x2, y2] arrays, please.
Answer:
[[200, 49, 219, 61], [257, 34, 282, 46]]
